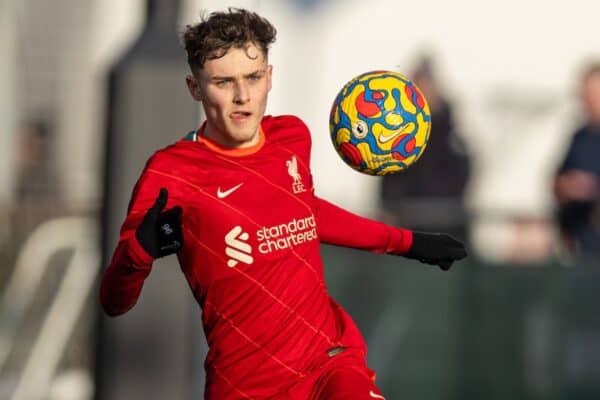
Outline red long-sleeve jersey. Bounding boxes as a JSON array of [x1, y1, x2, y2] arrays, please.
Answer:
[[100, 115, 413, 399]]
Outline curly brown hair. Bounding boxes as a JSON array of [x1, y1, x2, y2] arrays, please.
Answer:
[[181, 8, 277, 74]]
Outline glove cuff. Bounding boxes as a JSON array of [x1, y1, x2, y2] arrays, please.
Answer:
[[128, 234, 155, 269], [385, 227, 413, 255]]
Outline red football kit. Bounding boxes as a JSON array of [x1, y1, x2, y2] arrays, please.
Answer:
[[100, 115, 413, 399]]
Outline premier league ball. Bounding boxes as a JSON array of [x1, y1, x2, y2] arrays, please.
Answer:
[[329, 70, 431, 175]]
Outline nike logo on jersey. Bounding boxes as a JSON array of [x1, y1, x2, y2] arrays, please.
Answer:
[[369, 390, 385, 399], [217, 183, 243, 199]]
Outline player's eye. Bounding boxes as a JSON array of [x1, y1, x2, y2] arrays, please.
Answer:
[[352, 120, 368, 139], [214, 80, 231, 87], [247, 74, 262, 82]]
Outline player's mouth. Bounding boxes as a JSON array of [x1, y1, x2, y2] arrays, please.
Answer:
[[230, 111, 252, 121]]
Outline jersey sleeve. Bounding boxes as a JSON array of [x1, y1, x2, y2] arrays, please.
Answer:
[[294, 114, 413, 255], [99, 154, 178, 316], [313, 196, 413, 255]]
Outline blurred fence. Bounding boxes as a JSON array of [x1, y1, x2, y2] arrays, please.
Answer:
[[323, 245, 600, 400]]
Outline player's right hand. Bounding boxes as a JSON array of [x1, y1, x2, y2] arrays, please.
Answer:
[[135, 188, 183, 258]]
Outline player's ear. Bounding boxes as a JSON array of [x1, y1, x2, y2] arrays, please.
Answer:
[[186, 74, 203, 101], [267, 64, 273, 92]]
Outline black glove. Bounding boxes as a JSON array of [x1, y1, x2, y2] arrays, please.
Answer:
[[405, 231, 467, 271], [135, 188, 183, 258]]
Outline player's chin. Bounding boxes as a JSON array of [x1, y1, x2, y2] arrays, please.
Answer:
[[231, 118, 259, 133], [227, 118, 255, 135]]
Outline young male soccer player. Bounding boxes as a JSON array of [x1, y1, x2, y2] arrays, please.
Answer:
[[100, 8, 467, 399]]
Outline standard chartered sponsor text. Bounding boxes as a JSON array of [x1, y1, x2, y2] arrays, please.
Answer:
[[257, 215, 317, 253]]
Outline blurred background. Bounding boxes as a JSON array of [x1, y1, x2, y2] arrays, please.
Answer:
[[0, 0, 599, 398]]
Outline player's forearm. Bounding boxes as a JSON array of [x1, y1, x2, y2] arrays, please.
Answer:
[[314, 196, 413, 254], [99, 237, 153, 316]]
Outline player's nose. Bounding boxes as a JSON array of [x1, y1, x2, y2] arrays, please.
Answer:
[[233, 80, 250, 104]]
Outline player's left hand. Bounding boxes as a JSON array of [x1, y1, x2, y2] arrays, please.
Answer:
[[404, 231, 467, 270], [136, 188, 184, 259]]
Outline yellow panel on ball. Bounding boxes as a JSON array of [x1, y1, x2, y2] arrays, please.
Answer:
[[329, 71, 431, 175]]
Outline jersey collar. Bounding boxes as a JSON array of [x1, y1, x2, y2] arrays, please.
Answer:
[[195, 121, 265, 157]]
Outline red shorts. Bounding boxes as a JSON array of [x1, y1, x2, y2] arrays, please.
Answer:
[[283, 348, 386, 400]]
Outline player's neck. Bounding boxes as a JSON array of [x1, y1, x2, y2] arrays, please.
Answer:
[[202, 123, 260, 149]]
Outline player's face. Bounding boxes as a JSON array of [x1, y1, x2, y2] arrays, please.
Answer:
[[186, 43, 272, 148]]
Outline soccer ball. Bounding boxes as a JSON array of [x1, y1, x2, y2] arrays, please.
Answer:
[[329, 70, 431, 175]]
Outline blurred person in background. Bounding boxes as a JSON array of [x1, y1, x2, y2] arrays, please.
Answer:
[[99, 8, 466, 399], [554, 62, 600, 256], [380, 55, 470, 241]]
